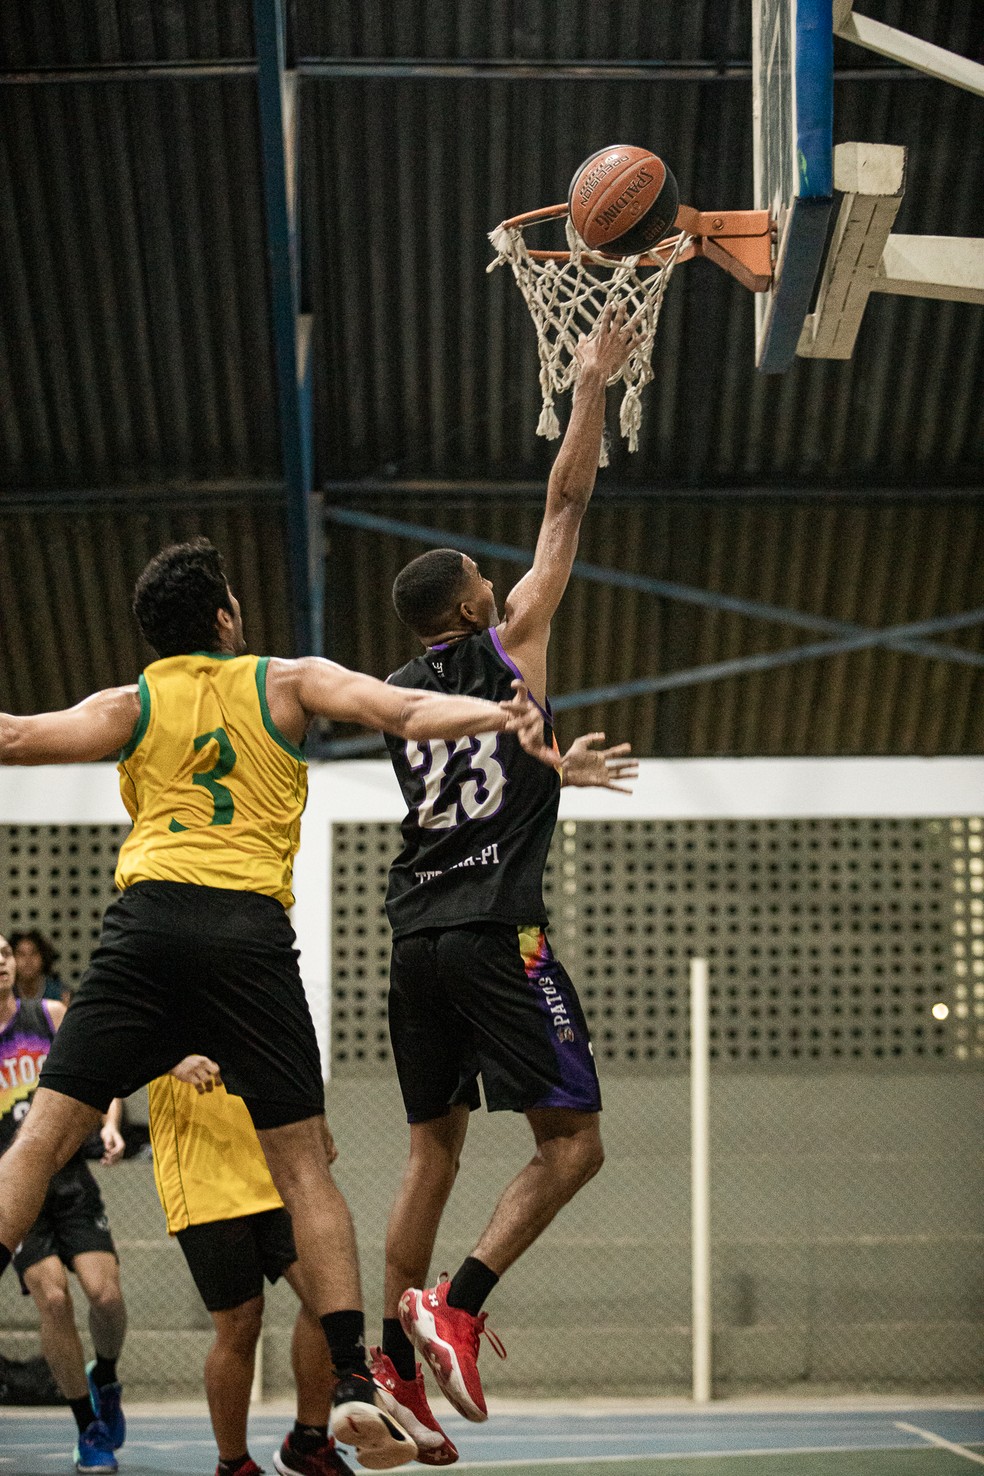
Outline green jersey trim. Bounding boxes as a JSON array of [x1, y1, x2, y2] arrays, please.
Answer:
[[119, 674, 151, 761], [256, 657, 305, 761]]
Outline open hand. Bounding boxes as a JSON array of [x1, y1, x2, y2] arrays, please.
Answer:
[[171, 1054, 223, 1094], [500, 681, 562, 770], [574, 302, 646, 382], [561, 733, 637, 793]]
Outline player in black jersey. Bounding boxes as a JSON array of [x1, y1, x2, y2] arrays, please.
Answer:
[[371, 307, 640, 1449]]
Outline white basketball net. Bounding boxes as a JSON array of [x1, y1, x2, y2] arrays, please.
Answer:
[[488, 216, 691, 465]]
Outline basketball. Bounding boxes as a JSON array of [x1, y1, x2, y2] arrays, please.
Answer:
[[568, 145, 679, 256]]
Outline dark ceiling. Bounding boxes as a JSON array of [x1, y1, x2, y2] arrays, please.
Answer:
[[0, 2, 982, 755]]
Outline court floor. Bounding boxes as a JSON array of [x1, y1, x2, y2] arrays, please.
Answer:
[[2, 1399, 983, 1475]]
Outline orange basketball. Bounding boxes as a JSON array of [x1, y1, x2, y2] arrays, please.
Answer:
[[568, 145, 679, 256]]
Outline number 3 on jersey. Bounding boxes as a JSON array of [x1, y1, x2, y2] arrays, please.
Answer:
[[169, 727, 237, 833], [406, 734, 506, 829]]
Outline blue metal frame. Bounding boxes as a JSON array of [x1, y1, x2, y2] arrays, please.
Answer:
[[252, 0, 322, 655], [324, 508, 984, 669]]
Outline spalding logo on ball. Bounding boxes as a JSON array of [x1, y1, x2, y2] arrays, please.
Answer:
[[568, 145, 680, 257]]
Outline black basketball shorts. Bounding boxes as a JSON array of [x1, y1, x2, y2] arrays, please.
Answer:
[[14, 1162, 116, 1289], [389, 921, 602, 1122], [176, 1206, 297, 1313], [40, 881, 325, 1131]]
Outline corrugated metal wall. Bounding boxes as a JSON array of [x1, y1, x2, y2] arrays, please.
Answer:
[[324, 495, 984, 756], [0, 2, 981, 751]]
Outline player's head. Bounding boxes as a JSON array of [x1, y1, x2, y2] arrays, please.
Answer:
[[392, 550, 498, 641], [0, 936, 14, 1000], [132, 538, 246, 658]]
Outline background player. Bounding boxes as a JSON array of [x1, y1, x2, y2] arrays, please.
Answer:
[[0, 538, 556, 1470], [149, 1052, 352, 1476], [0, 932, 127, 1474], [375, 307, 640, 1440]]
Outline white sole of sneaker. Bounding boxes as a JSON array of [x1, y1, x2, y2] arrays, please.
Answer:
[[399, 1291, 487, 1424], [373, 1382, 459, 1463], [331, 1398, 418, 1470], [272, 1451, 304, 1476]]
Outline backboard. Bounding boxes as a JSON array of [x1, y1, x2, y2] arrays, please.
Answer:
[[752, 0, 834, 371]]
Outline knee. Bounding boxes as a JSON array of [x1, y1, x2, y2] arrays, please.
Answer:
[[31, 1277, 73, 1322], [87, 1277, 125, 1320], [543, 1130, 605, 1191], [408, 1144, 460, 1198], [214, 1299, 263, 1357]]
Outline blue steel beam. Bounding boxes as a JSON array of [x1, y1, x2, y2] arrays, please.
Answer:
[[252, 0, 322, 655], [319, 605, 984, 758], [324, 508, 984, 669]]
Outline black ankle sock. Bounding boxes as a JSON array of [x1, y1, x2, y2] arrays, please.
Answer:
[[382, 1316, 417, 1382], [70, 1395, 95, 1436], [290, 1422, 329, 1455], [0, 1243, 10, 1277], [217, 1455, 251, 1476], [91, 1355, 118, 1389], [320, 1309, 370, 1380], [447, 1256, 499, 1317]]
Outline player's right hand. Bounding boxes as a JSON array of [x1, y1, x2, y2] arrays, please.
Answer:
[[574, 301, 644, 382], [171, 1053, 223, 1094], [500, 681, 563, 770]]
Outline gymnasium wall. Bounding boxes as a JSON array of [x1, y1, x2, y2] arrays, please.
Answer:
[[0, 763, 982, 1397]]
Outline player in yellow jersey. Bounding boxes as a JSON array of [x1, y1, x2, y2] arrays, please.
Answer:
[[0, 538, 558, 1471], [149, 1053, 351, 1476]]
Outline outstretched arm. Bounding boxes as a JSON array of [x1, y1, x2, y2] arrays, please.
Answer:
[[269, 658, 560, 768], [0, 687, 141, 766], [497, 305, 642, 703]]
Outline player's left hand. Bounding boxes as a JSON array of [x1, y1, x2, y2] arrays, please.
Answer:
[[561, 733, 637, 793], [171, 1054, 224, 1093], [100, 1121, 126, 1166], [500, 681, 562, 770]]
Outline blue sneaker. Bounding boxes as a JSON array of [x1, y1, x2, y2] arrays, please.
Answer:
[[86, 1362, 126, 1450], [74, 1418, 118, 1473]]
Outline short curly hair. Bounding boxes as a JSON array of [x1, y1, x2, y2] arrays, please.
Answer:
[[392, 549, 468, 639], [133, 538, 233, 658]]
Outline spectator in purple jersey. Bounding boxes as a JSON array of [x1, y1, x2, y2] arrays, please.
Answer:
[[0, 931, 128, 1473], [370, 306, 640, 1458]]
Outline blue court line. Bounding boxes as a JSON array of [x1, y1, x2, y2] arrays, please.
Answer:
[[3, 1406, 984, 1473]]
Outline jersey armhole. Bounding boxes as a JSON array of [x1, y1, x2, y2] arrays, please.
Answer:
[[119, 673, 151, 761], [255, 657, 306, 761], [488, 627, 552, 723]]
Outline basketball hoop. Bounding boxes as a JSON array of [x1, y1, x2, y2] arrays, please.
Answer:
[[489, 201, 772, 463]]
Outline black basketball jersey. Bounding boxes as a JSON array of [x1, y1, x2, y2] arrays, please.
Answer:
[[384, 628, 561, 937]]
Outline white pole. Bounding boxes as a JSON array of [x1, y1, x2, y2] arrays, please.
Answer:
[[690, 955, 712, 1405]]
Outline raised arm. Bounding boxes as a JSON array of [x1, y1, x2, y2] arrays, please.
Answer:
[[0, 687, 141, 766], [496, 305, 641, 703]]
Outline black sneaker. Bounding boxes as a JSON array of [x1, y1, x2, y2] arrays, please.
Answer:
[[329, 1372, 418, 1471]]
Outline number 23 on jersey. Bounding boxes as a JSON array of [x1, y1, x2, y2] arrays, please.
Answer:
[[406, 734, 506, 830]]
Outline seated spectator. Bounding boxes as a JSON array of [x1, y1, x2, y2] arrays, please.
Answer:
[[10, 931, 70, 1005]]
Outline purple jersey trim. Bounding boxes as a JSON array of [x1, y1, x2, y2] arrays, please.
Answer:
[[40, 1000, 55, 1034], [489, 628, 551, 723], [427, 641, 453, 652]]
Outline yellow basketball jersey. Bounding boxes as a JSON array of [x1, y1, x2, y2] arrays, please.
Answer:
[[148, 1074, 283, 1234], [116, 653, 308, 908]]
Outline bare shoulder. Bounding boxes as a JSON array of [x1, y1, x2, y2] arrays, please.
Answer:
[[46, 1000, 67, 1029]]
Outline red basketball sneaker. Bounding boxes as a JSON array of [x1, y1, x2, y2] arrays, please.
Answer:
[[369, 1348, 459, 1466], [398, 1280, 506, 1424], [274, 1433, 355, 1476]]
